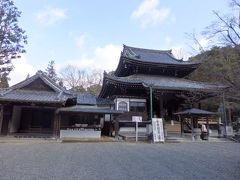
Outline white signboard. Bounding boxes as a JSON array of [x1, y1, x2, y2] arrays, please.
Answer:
[[104, 114, 111, 122], [225, 126, 233, 136], [152, 118, 165, 143], [132, 116, 142, 122]]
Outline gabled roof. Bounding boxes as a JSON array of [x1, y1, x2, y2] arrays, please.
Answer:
[[99, 72, 228, 98], [0, 71, 74, 104]]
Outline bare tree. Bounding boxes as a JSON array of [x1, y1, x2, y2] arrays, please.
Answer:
[[185, 32, 207, 54], [60, 65, 87, 90], [86, 69, 103, 87], [203, 0, 240, 47], [60, 65, 103, 95]]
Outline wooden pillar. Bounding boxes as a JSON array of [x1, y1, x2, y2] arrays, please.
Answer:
[[0, 105, 3, 134], [222, 92, 227, 126], [206, 116, 209, 139], [179, 115, 183, 137], [159, 94, 163, 118], [150, 87, 153, 120], [114, 119, 119, 138], [58, 113, 61, 137], [228, 108, 232, 125], [7, 105, 13, 135], [53, 109, 59, 138], [191, 116, 194, 140]]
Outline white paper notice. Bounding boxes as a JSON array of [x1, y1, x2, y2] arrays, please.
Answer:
[[152, 118, 165, 143]]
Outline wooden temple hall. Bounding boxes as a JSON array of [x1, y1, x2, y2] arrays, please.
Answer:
[[99, 45, 227, 137], [0, 45, 228, 139]]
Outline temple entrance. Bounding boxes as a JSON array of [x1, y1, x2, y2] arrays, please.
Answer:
[[19, 108, 54, 134], [4, 106, 56, 135]]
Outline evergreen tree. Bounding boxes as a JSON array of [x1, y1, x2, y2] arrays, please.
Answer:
[[0, 73, 9, 88], [26, 73, 30, 79], [45, 60, 58, 82], [0, 0, 27, 76], [87, 84, 102, 96]]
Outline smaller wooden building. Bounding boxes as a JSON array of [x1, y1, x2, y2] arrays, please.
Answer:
[[0, 71, 121, 138]]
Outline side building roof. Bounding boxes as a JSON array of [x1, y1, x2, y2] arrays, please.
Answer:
[[0, 70, 75, 105], [75, 93, 114, 105]]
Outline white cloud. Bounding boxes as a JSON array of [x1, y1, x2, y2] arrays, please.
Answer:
[[131, 0, 171, 27], [57, 44, 122, 73], [75, 34, 87, 48], [165, 36, 172, 44], [9, 55, 36, 85], [35, 7, 67, 25]]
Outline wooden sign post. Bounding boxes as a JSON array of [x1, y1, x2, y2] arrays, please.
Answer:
[[132, 116, 142, 142]]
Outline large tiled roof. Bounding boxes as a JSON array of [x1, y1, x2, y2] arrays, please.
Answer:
[[122, 45, 200, 65], [103, 73, 228, 92], [0, 71, 74, 104]]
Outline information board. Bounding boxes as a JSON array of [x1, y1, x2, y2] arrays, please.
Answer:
[[132, 116, 142, 122], [152, 118, 165, 143]]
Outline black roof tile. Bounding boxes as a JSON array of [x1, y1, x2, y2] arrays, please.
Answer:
[[104, 73, 228, 92], [122, 45, 200, 65], [0, 71, 74, 104]]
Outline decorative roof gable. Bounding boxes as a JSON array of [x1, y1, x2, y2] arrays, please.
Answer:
[[6, 70, 64, 93], [0, 70, 74, 104], [20, 78, 55, 92]]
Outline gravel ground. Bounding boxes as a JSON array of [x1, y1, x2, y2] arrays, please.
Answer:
[[0, 142, 239, 180]]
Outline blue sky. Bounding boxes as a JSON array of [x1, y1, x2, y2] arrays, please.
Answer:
[[10, 0, 230, 85]]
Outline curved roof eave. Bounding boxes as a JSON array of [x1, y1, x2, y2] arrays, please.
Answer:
[[121, 55, 201, 67], [102, 73, 228, 93]]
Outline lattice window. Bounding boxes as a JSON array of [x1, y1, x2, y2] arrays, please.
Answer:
[[118, 101, 128, 111]]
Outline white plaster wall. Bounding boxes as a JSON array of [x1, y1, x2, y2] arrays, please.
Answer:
[[60, 129, 101, 139], [10, 106, 22, 133]]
